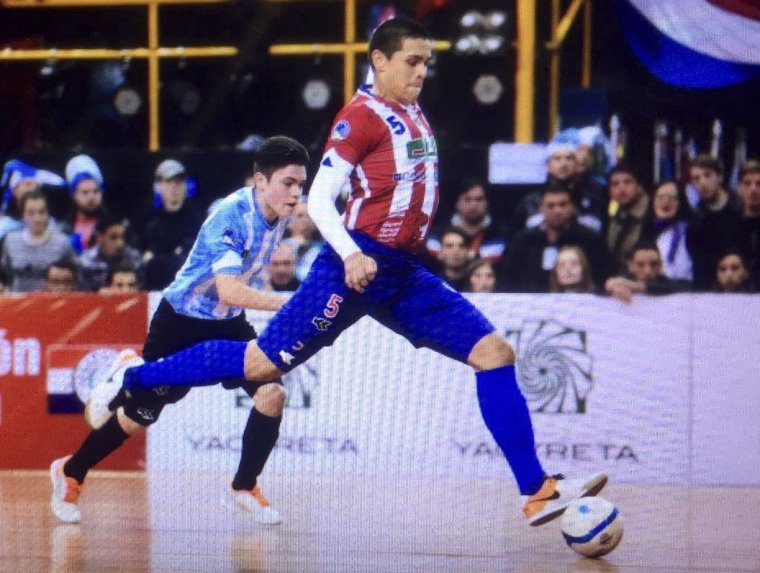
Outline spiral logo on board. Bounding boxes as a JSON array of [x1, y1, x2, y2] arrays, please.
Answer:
[[505, 320, 593, 413]]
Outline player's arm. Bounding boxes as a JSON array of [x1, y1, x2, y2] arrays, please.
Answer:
[[215, 273, 287, 312], [308, 154, 377, 293]]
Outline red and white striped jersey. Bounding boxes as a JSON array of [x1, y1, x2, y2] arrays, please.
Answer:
[[321, 86, 439, 253]]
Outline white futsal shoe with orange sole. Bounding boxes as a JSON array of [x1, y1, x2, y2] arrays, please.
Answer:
[[522, 472, 608, 526], [84, 348, 144, 429], [224, 484, 282, 525]]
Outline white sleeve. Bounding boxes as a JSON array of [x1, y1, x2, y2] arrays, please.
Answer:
[[307, 151, 362, 261]]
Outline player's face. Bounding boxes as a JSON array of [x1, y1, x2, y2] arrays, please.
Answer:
[[373, 37, 433, 105], [256, 164, 307, 222]]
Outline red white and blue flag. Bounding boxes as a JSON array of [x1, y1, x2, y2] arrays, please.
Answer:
[[615, 0, 760, 88]]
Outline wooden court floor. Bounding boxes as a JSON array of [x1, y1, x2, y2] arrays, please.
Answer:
[[1, 471, 759, 572]]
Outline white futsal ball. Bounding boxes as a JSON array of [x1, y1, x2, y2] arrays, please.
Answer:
[[560, 497, 623, 558]]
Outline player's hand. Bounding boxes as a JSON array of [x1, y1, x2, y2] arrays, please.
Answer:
[[344, 252, 377, 293]]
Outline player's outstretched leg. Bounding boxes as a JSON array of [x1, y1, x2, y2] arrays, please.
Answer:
[[470, 334, 607, 526], [121, 339, 249, 390]]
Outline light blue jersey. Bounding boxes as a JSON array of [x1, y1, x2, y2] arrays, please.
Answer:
[[163, 187, 288, 320]]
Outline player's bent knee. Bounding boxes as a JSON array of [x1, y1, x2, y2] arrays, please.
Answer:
[[116, 408, 148, 435], [244, 341, 282, 381], [254, 383, 287, 416], [468, 332, 516, 371]]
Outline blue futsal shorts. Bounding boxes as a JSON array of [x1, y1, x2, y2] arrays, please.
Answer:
[[257, 232, 496, 373]]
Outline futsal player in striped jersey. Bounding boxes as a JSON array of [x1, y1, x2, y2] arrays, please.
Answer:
[[89, 18, 607, 526], [50, 136, 309, 524]]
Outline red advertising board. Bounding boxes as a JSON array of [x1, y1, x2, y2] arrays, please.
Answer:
[[0, 293, 147, 470]]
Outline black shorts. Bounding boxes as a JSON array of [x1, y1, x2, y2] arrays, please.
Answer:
[[121, 298, 267, 425]]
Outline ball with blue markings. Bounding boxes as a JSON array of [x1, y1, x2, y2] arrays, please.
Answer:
[[560, 497, 623, 558]]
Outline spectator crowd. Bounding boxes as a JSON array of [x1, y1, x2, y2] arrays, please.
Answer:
[[1, 136, 759, 302]]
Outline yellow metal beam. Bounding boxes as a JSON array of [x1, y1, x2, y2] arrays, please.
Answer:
[[549, 0, 560, 137], [2, 0, 229, 6], [582, 0, 592, 87], [546, 0, 585, 50], [515, 0, 536, 143], [0, 46, 237, 60]]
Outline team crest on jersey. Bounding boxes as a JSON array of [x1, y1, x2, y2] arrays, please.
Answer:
[[332, 120, 351, 140]]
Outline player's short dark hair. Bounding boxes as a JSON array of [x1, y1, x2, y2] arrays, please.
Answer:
[[253, 136, 310, 180], [368, 17, 430, 64], [690, 154, 722, 175]]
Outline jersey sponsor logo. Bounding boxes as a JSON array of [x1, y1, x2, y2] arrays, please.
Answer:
[[406, 137, 437, 159], [385, 115, 406, 135], [332, 120, 351, 140], [393, 170, 426, 183], [311, 317, 332, 331]]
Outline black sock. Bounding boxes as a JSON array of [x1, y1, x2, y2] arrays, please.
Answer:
[[232, 409, 281, 491], [64, 415, 130, 484]]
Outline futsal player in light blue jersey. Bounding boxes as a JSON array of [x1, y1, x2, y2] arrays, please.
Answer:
[[50, 136, 309, 525]]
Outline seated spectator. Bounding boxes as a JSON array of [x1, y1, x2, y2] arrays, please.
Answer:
[[605, 241, 690, 303], [77, 213, 142, 292], [0, 159, 65, 241], [99, 263, 141, 295], [549, 246, 595, 294], [267, 240, 301, 292], [713, 250, 754, 293], [501, 184, 616, 293], [45, 257, 79, 293], [687, 154, 742, 289], [465, 258, 498, 293], [650, 180, 694, 282], [141, 159, 204, 290], [427, 180, 508, 264], [0, 267, 7, 294], [0, 190, 75, 292], [737, 159, 760, 288], [433, 227, 472, 291], [604, 163, 653, 271], [61, 154, 110, 254], [285, 199, 324, 281]]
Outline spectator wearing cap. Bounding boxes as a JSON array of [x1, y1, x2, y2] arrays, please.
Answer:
[[510, 131, 603, 237], [60, 154, 112, 254], [0, 159, 65, 242], [140, 159, 204, 290]]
